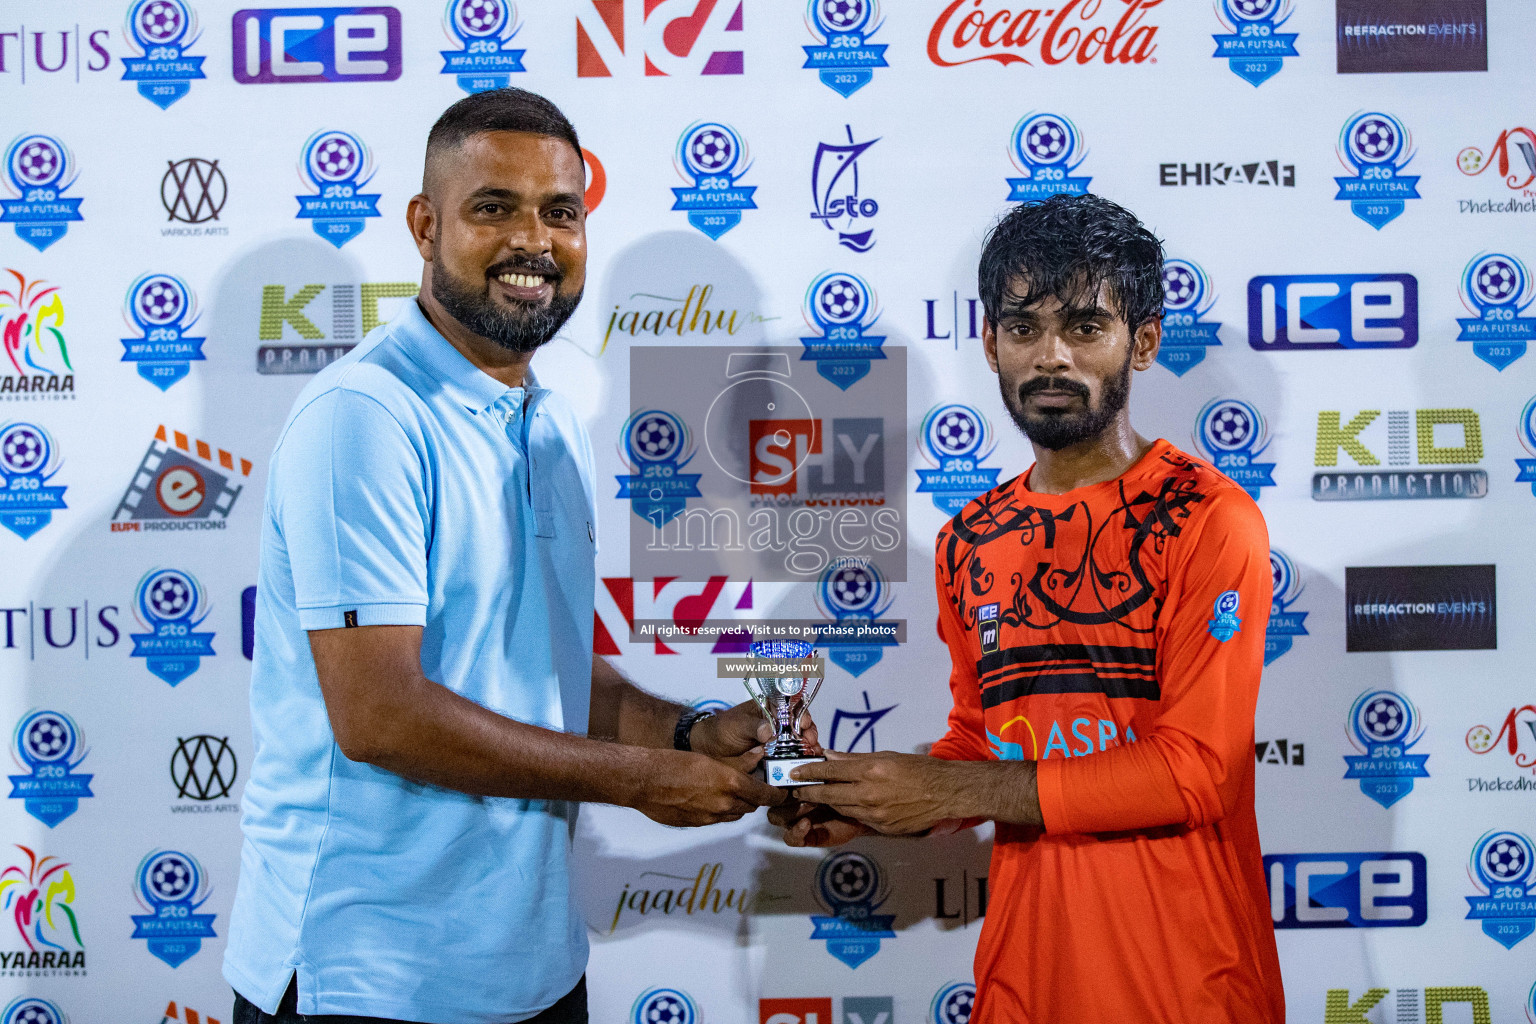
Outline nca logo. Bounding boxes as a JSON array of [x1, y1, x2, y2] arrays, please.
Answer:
[[927, 0, 1160, 68], [232, 7, 402, 84], [1248, 274, 1417, 350], [748, 417, 883, 504], [593, 575, 753, 655], [576, 0, 745, 77]]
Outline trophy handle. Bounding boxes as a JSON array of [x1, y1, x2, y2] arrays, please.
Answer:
[[741, 679, 772, 719]]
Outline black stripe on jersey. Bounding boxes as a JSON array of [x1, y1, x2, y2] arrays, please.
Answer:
[[980, 671, 1161, 706], [977, 642, 1156, 676]]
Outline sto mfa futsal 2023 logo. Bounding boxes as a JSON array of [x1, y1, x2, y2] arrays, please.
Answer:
[[119, 0, 207, 109], [7, 711, 92, 828], [1457, 252, 1535, 371], [1211, 0, 1297, 87], [1006, 112, 1091, 203], [1157, 258, 1223, 376], [120, 274, 206, 391], [671, 121, 756, 240], [0, 423, 67, 541], [130, 569, 216, 687], [439, 0, 526, 95], [1334, 111, 1419, 229], [130, 850, 216, 967], [1, 136, 83, 252], [802, 0, 888, 97], [295, 130, 380, 248]]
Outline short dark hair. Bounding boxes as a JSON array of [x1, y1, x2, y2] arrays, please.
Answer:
[[424, 88, 581, 190], [977, 193, 1165, 331]]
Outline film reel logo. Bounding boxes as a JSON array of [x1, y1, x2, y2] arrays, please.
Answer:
[[295, 130, 381, 249], [615, 409, 702, 528], [7, 710, 93, 828], [0, 422, 68, 541], [1456, 252, 1534, 371], [802, 0, 888, 97], [130, 850, 217, 967], [1263, 550, 1309, 666], [815, 558, 896, 677], [121, 0, 207, 109], [915, 403, 1000, 515], [1334, 111, 1419, 230], [1157, 258, 1222, 376], [1466, 829, 1536, 949], [1342, 689, 1429, 808], [1005, 112, 1092, 202], [121, 273, 207, 392], [112, 425, 252, 532], [629, 987, 698, 1024], [800, 271, 885, 390], [809, 850, 895, 967], [440, 0, 526, 95], [1194, 397, 1276, 500], [130, 568, 217, 687], [1211, 0, 1297, 87], [1, 135, 84, 252], [671, 121, 757, 240]]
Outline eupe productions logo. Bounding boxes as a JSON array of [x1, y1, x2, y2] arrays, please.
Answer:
[[257, 280, 417, 373], [295, 130, 380, 249], [926, 0, 1159, 68], [930, 983, 974, 1024], [121, 274, 206, 391], [1156, 258, 1221, 376], [1334, 112, 1419, 230], [439, 0, 525, 95], [809, 850, 895, 968], [915, 403, 999, 514], [630, 988, 699, 1024], [1465, 829, 1536, 949], [2, 271, 74, 400], [8, 711, 92, 828], [1327, 987, 1490, 1024], [1343, 689, 1428, 809], [120, 0, 207, 109], [1005, 112, 1091, 203], [0, 423, 67, 541], [671, 122, 756, 241], [232, 6, 402, 84], [803, 0, 888, 97], [615, 410, 702, 529], [815, 559, 897, 677], [1456, 252, 1534, 370], [111, 426, 253, 533], [575, 0, 745, 77], [130, 569, 216, 686], [130, 850, 216, 967], [1265, 549, 1309, 666], [1456, 125, 1536, 215], [0, 845, 85, 975], [1313, 407, 1485, 501], [1, 999, 68, 1024], [1212, 0, 1297, 86], [1264, 852, 1427, 929], [810, 126, 880, 253], [1, 135, 83, 252], [160, 158, 228, 233], [1248, 273, 1417, 351], [800, 272, 885, 389], [171, 735, 237, 808], [1194, 398, 1275, 501]]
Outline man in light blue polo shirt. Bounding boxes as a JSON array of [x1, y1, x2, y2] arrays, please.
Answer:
[[225, 89, 784, 1024]]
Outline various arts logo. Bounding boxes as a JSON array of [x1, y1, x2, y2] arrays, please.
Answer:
[[1157, 258, 1221, 375], [1343, 689, 1429, 808], [160, 158, 227, 231], [915, 404, 999, 514], [810, 127, 880, 253], [1194, 398, 1275, 500], [1248, 272, 1417, 351], [575, 0, 744, 77], [1212, 0, 1296, 86], [120, 0, 206, 108], [803, 0, 888, 96], [828, 691, 897, 752], [815, 559, 897, 677], [1, 999, 67, 1024], [1313, 408, 1486, 501], [130, 569, 216, 686], [930, 982, 975, 1024], [671, 122, 756, 240], [439, 0, 525, 94], [1005, 112, 1091, 202], [232, 7, 403, 84], [615, 410, 702, 529], [926, 0, 1160, 68], [257, 280, 417, 373], [1334, 111, 1419, 230], [0, 423, 67, 541], [0, 846, 84, 972], [130, 850, 216, 967], [1, 136, 83, 252], [170, 735, 237, 806], [630, 988, 699, 1024], [809, 850, 895, 968], [800, 271, 885, 389], [1264, 852, 1427, 928], [1264, 550, 1309, 665], [121, 274, 206, 391], [7, 711, 92, 828], [1456, 252, 1534, 370], [1465, 829, 1536, 949], [2, 271, 73, 400], [112, 426, 252, 532], [295, 130, 380, 249]]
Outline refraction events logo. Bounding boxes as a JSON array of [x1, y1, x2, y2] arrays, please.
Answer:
[[927, 0, 1159, 68], [130, 568, 216, 686], [1157, 258, 1221, 375], [232, 7, 403, 84], [1193, 398, 1275, 500], [809, 850, 895, 967], [0, 422, 67, 541], [1212, 0, 1296, 86], [1334, 111, 1419, 230], [121, 274, 206, 391], [130, 850, 216, 967], [2, 272, 74, 400], [1344, 564, 1495, 652], [800, 271, 885, 389], [671, 122, 756, 240], [1465, 829, 1536, 949], [914, 404, 999, 514], [1343, 689, 1428, 808], [576, 0, 743, 77], [120, 0, 207, 108], [803, 0, 887, 96], [810, 127, 880, 252], [294, 130, 380, 248], [7, 711, 92, 828], [0, 846, 85, 976], [1, 136, 83, 252], [1336, 0, 1486, 74], [1005, 112, 1091, 202], [439, 0, 525, 94], [1456, 252, 1534, 370], [111, 426, 252, 532]]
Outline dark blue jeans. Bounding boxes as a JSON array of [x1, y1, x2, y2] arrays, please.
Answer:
[[234, 976, 587, 1024]]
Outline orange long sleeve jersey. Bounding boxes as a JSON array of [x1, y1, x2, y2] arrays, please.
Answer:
[[928, 441, 1285, 1024]]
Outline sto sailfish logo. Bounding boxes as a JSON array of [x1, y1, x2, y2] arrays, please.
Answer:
[[130, 569, 216, 687], [130, 850, 216, 967], [121, 274, 206, 391], [295, 131, 380, 249], [120, 0, 207, 109], [810, 126, 880, 253], [439, 0, 526, 95]]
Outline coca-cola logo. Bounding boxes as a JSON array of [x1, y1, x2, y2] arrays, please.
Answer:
[[928, 0, 1160, 68]]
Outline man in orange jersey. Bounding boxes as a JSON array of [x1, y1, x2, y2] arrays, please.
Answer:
[[775, 193, 1285, 1024]]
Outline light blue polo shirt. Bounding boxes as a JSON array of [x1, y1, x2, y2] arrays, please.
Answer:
[[224, 299, 597, 1023]]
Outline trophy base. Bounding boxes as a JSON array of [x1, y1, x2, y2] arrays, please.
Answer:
[[759, 755, 825, 788]]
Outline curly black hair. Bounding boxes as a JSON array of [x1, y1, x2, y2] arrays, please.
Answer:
[[977, 193, 1165, 331]]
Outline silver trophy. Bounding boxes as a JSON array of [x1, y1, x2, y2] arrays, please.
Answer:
[[742, 639, 825, 787]]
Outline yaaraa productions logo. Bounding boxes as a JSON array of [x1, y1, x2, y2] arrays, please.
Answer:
[[1, 999, 67, 1024], [232, 7, 403, 84], [1212, 0, 1297, 86], [112, 426, 252, 532], [810, 127, 880, 253], [1265, 549, 1309, 665], [440, 0, 525, 95], [1006, 113, 1091, 203], [130, 850, 216, 967], [915, 404, 999, 514], [1456, 125, 1535, 216], [1194, 398, 1275, 500], [801, 271, 885, 389], [672, 122, 756, 240], [1, 136, 83, 252], [1343, 689, 1428, 808], [121, 274, 206, 391], [0, 423, 67, 541], [1, 271, 75, 400], [295, 130, 380, 248], [630, 988, 698, 1024], [1248, 273, 1417, 350], [575, 0, 744, 77], [1465, 829, 1536, 949], [1313, 407, 1486, 500], [816, 559, 897, 677], [931, 982, 975, 1024], [1263, 851, 1427, 928], [1157, 258, 1221, 375], [130, 569, 216, 686], [1345, 563, 1494, 652], [810, 850, 895, 967], [161, 158, 227, 231], [803, 0, 887, 97], [120, 0, 207, 108], [1334, 112, 1419, 229], [8, 711, 92, 828], [257, 280, 417, 373], [0, 845, 85, 976], [1457, 253, 1534, 370], [1336, 0, 1486, 73], [616, 410, 702, 529], [926, 0, 1160, 68]]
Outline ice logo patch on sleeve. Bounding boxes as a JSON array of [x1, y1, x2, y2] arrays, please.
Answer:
[[1208, 590, 1242, 642]]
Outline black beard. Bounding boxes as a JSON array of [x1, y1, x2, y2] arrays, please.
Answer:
[[431, 255, 582, 354], [1000, 349, 1133, 451]]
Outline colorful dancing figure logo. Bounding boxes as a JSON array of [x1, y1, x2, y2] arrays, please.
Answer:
[[1, 136, 84, 252], [440, 0, 526, 95], [0, 846, 83, 959], [295, 131, 380, 249], [1211, 0, 1297, 87], [815, 560, 897, 677], [121, 274, 206, 391], [120, 0, 207, 109], [1334, 112, 1419, 229], [0, 423, 67, 541], [1343, 689, 1429, 808], [801, 271, 885, 389], [1457, 253, 1534, 371], [809, 851, 895, 968], [2, 270, 72, 395], [629, 988, 698, 1024], [930, 982, 976, 1024], [130, 850, 216, 967], [916, 404, 1000, 514], [1465, 830, 1536, 949], [1516, 396, 1536, 496], [1264, 550, 1309, 665], [1, 999, 67, 1024], [1157, 258, 1222, 376], [810, 126, 880, 252], [1194, 398, 1275, 500], [7, 712, 92, 828], [130, 569, 216, 686], [615, 410, 701, 529], [1006, 113, 1091, 202], [802, 0, 888, 97], [671, 122, 756, 240]]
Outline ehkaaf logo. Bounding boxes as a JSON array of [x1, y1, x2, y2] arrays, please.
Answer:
[[672, 122, 756, 240], [0, 846, 85, 976], [927, 0, 1159, 68], [0, 422, 68, 540], [257, 280, 417, 373], [160, 158, 227, 235], [809, 851, 894, 967], [8, 711, 92, 827], [1193, 398, 1275, 500], [1337, 0, 1487, 74], [120, 0, 207, 108], [111, 426, 253, 532], [1334, 112, 1419, 230], [1157, 258, 1221, 375], [121, 274, 206, 391], [2, 999, 67, 1024], [1, 271, 74, 401], [1343, 689, 1428, 808], [1248, 274, 1417, 350], [130, 850, 216, 967], [576, 0, 744, 77], [800, 272, 885, 389], [803, 0, 887, 96], [1264, 550, 1309, 665], [1346, 564, 1494, 652], [1465, 829, 1536, 949], [1456, 126, 1535, 216], [810, 127, 880, 252], [232, 7, 402, 84], [295, 130, 379, 249], [439, 0, 526, 94], [1456, 252, 1533, 370], [1264, 852, 1427, 928], [1005, 112, 1091, 203], [1256, 738, 1304, 765], [1212, 0, 1296, 86], [1158, 159, 1294, 188], [130, 569, 216, 686], [1326, 987, 1489, 1024], [1, 136, 83, 252], [630, 989, 699, 1024], [1313, 407, 1486, 501]]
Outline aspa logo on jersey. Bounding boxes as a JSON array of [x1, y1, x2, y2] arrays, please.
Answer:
[[1, 999, 67, 1024], [1264, 852, 1426, 928], [616, 410, 702, 528], [1194, 398, 1275, 500], [926, 0, 1160, 68], [1005, 112, 1091, 203], [2, 271, 74, 400], [1157, 258, 1221, 375], [295, 130, 380, 249], [120, 0, 207, 108], [121, 274, 206, 391], [1465, 829, 1536, 949], [1344, 689, 1428, 809], [130, 850, 216, 967], [630, 988, 698, 1024], [439, 0, 525, 95], [930, 982, 974, 1024], [111, 426, 252, 532], [1457, 252, 1534, 371], [1456, 126, 1536, 216], [130, 569, 215, 686], [915, 404, 1000, 514], [810, 127, 880, 253], [0, 422, 67, 540], [988, 713, 1140, 762], [810, 850, 895, 967], [1264, 550, 1308, 665], [815, 559, 897, 677], [232, 7, 403, 84], [672, 122, 756, 240], [803, 0, 888, 97], [1247, 273, 1417, 351], [257, 280, 417, 373], [575, 0, 744, 77], [0, 846, 85, 976], [8, 711, 92, 828], [1313, 407, 1486, 501], [1, 136, 83, 252], [1211, 0, 1296, 86], [1334, 112, 1419, 230], [801, 272, 885, 389]]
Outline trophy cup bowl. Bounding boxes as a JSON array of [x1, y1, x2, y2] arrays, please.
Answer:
[[743, 639, 825, 787]]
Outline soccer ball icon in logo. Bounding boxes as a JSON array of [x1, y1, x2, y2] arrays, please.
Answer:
[[145, 851, 197, 902], [10, 136, 64, 189], [1357, 693, 1409, 744], [20, 712, 74, 764], [1162, 260, 1205, 311], [631, 988, 697, 1024], [627, 411, 684, 463], [133, 0, 188, 44], [5, 1000, 63, 1024], [1479, 833, 1530, 884], [307, 132, 361, 183], [828, 563, 877, 613], [1022, 116, 1071, 164], [1225, 0, 1278, 20], [817, 0, 871, 34], [816, 275, 867, 324], [0, 425, 48, 476], [1347, 115, 1401, 165], [141, 568, 198, 625], [1470, 255, 1523, 306], [926, 404, 985, 459], [453, 0, 507, 37], [820, 850, 880, 905], [134, 275, 184, 325], [931, 983, 977, 1024], [1199, 400, 1260, 454], [682, 124, 739, 178]]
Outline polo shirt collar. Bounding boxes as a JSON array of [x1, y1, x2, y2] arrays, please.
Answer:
[[395, 298, 520, 413]]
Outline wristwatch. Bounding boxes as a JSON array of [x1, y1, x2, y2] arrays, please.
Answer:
[[673, 708, 716, 752]]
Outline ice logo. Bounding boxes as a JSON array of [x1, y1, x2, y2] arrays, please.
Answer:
[[802, 0, 888, 97], [1264, 550, 1309, 665], [1157, 258, 1222, 376], [630, 988, 698, 1024], [120, 0, 207, 109], [130, 568, 217, 686], [295, 130, 381, 248], [7, 711, 93, 828], [1, 999, 67, 1024], [1, 135, 84, 252], [1211, 0, 1297, 87], [1343, 689, 1429, 808], [1465, 829, 1536, 949], [129, 850, 216, 967], [915, 404, 1000, 514], [1457, 252, 1534, 371], [931, 982, 976, 1024], [615, 410, 701, 529], [1194, 398, 1276, 500], [800, 271, 885, 389], [815, 558, 897, 677], [120, 273, 206, 391], [0, 422, 67, 540], [671, 121, 757, 240], [809, 850, 896, 967], [1334, 111, 1419, 229], [440, 0, 526, 95], [1006, 112, 1091, 202]]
